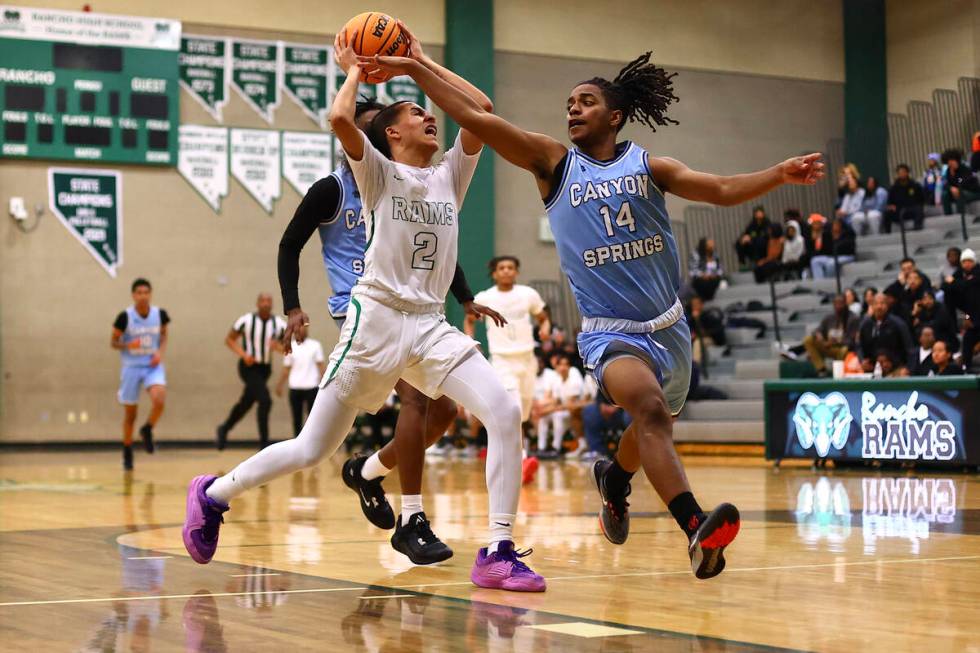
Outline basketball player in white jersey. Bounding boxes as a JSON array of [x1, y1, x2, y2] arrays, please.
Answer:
[[464, 256, 550, 483], [183, 27, 544, 593]]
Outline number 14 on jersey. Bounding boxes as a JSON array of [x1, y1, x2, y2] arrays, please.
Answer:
[[600, 202, 636, 238]]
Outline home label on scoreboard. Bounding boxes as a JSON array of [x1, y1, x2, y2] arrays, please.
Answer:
[[0, 6, 180, 166]]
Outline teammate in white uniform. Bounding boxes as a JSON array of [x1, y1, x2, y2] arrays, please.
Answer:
[[183, 26, 544, 593], [465, 256, 549, 482]]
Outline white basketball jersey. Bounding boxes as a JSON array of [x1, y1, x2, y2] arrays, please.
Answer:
[[473, 284, 545, 355], [346, 131, 481, 306]]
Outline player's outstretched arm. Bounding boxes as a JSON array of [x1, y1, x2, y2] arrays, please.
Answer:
[[360, 55, 566, 190], [649, 153, 825, 206], [328, 31, 366, 161]]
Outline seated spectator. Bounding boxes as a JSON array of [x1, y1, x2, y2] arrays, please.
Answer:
[[783, 208, 802, 225], [852, 176, 887, 235], [844, 288, 862, 316], [896, 269, 929, 323], [876, 351, 909, 378], [781, 219, 806, 279], [836, 163, 861, 202], [941, 148, 980, 216], [803, 213, 827, 277], [885, 164, 926, 233], [923, 153, 943, 206], [754, 223, 784, 283], [940, 246, 961, 281], [911, 290, 957, 351], [857, 292, 915, 372], [972, 131, 980, 173], [810, 218, 856, 279], [835, 176, 865, 228], [802, 295, 859, 376], [861, 287, 878, 318], [910, 326, 937, 376], [735, 206, 770, 270], [688, 237, 725, 301], [687, 296, 727, 355], [581, 394, 631, 460], [926, 340, 964, 376], [535, 352, 592, 458], [885, 257, 932, 306], [942, 248, 980, 368]]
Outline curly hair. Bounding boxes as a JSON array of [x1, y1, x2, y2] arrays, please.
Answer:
[[578, 52, 679, 133]]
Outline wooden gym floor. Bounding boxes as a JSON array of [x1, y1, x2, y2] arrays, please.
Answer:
[[1, 448, 978, 652]]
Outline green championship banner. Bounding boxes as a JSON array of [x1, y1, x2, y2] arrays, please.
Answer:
[[331, 63, 379, 104], [231, 37, 280, 124], [383, 75, 431, 111], [178, 125, 228, 212], [48, 167, 123, 277], [0, 5, 180, 165], [281, 42, 329, 129], [230, 128, 280, 212], [179, 35, 229, 122], [282, 131, 332, 196]]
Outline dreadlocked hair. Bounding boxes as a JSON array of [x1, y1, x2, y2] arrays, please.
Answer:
[[580, 52, 679, 133]]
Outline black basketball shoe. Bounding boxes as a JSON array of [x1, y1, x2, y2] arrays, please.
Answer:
[[592, 458, 630, 545], [215, 424, 228, 451], [688, 503, 740, 580], [390, 512, 453, 565], [342, 455, 396, 529], [139, 424, 155, 454], [122, 444, 134, 471]]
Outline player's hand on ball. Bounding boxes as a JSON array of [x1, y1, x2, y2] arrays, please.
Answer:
[[334, 30, 360, 72], [282, 308, 309, 356], [356, 54, 417, 79], [397, 20, 424, 61], [464, 301, 508, 328], [781, 153, 825, 185]]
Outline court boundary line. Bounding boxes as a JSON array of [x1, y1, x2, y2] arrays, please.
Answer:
[[0, 586, 368, 607]]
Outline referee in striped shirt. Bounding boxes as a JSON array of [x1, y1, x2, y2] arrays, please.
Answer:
[[216, 293, 286, 449]]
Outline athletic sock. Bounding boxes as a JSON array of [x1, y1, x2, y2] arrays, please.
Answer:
[[668, 491, 707, 538], [401, 495, 423, 524], [604, 459, 635, 496], [206, 472, 242, 506], [488, 513, 516, 552], [360, 452, 391, 481]]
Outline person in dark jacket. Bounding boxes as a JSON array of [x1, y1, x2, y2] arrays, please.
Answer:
[[809, 218, 856, 279], [926, 340, 964, 376], [942, 248, 980, 367], [857, 293, 915, 372], [911, 290, 957, 351], [885, 164, 926, 232], [688, 237, 725, 301], [735, 206, 771, 269], [942, 148, 980, 215], [753, 223, 784, 283], [910, 326, 937, 376]]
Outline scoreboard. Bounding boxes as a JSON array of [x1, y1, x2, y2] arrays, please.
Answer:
[[0, 6, 180, 166]]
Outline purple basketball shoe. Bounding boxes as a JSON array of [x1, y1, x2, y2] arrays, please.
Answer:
[[470, 541, 546, 592], [182, 475, 228, 564]]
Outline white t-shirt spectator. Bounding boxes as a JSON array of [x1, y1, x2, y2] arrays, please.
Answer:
[[473, 284, 546, 356], [534, 367, 562, 402], [557, 367, 588, 405], [283, 338, 325, 390]]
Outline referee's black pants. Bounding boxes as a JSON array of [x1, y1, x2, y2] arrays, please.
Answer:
[[223, 361, 273, 446]]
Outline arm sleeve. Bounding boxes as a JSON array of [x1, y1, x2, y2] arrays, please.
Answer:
[[444, 131, 483, 210], [528, 288, 546, 316], [159, 309, 170, 326], [346, 132, 391, 211], [113, 311, 127, 331], [449, 263, 475, 305], [233, 314, 248, 333], [278, 175, 341, 312]]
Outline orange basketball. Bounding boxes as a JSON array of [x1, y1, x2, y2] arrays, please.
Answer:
[[342, 11, 409, 83]]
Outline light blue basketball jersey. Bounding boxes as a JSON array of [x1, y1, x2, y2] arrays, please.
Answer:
[[545, 142, 681, 322], [120, 306, 163, 367], [317, 167, 367, 317]]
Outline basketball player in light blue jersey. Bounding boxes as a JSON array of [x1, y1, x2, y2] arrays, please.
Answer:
[[111, 278, 169, 470], [364, 50, 825, 579], [277, 99, 504, 564]]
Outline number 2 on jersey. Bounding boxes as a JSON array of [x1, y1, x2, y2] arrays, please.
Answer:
[[600, 202, 636, 238], [412, 232, 438, 270]]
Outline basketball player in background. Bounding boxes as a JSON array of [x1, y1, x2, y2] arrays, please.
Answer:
[[111, 278, 168, 470], [184, 27, 544, 592], [277, 95, 503, 563], [464, 255, 550, 483], [363, 48, 824, 578]]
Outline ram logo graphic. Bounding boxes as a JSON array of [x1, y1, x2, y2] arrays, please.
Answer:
[[793, 392, 852, 457]]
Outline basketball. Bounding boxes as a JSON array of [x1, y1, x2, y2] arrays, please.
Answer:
[[342, 11, 409, 83]]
